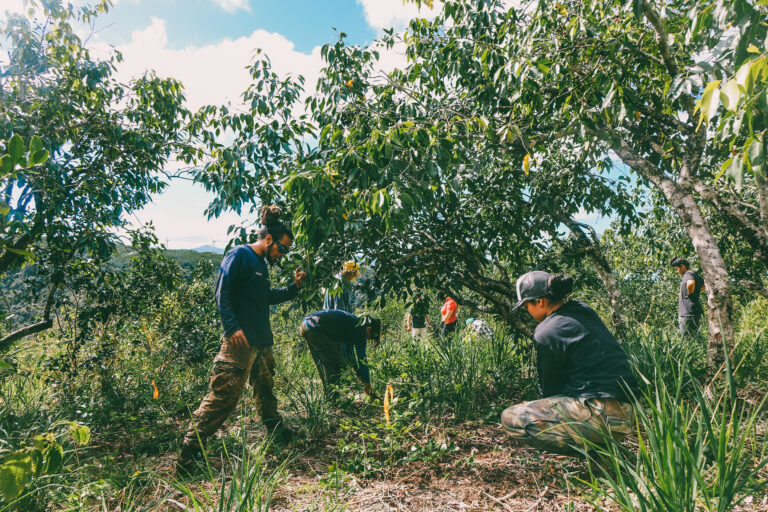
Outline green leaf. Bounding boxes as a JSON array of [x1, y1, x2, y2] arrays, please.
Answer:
[[695, 80, 721, 130], [5, 247, 34, 258], [716, 157, 732, 180], [27, 449, 43, 476], [43, 444, 64, 475], [0, 453, 33, 500], [734, 61, 752, 94], [0, 360, 11, 370], [725, 155, 745, 189], [758, 91, 768, 116], [29, 135, 43, 154], [70, 424, 91, 446], [747, 57, 766, 93], [30, 150, 49, 166], [719, 79, 741, 111], [633, 0, 644, 18], [747, 137, 764, 176], [7, 134, 24, 164], [1, 155, 13, 175]]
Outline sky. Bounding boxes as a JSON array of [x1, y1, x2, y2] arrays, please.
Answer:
[[3, 0, 607, 249]]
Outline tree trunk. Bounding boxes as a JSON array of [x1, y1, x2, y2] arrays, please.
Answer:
[[690, 177, 768, 269], [757, 134, 768, 229], [611, 138, 734, 368], [563, 219, 628, 340]]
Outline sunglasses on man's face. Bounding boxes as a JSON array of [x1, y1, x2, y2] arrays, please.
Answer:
[[274, 239, 290, 255]]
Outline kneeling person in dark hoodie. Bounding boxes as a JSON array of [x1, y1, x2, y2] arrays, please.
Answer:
[[502, 271, 638, 455], [300, 310, 380, 400]]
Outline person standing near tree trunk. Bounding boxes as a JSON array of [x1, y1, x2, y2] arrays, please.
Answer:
[[406, 294, 431, 339], [176, 205, 307, 474], [670, 258, 705, 338]]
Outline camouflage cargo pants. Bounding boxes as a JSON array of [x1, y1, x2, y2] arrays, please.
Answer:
[[182, 338, 281, 450], [501, 395, 633, 455], [300, 322, 345, 397]]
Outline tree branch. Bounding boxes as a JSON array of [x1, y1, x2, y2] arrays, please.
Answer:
[[641, 1, 678, 77], [0, 272, 61, 353]]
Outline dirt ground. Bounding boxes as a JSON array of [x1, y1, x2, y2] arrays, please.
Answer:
[[270, 424, 600, 511], [146, 408, 768, 512]]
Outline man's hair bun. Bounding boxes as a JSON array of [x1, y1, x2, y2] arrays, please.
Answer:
[[257, 204, 293, 241], [547, 274, 574, 302], [260, 205, 282, 226]]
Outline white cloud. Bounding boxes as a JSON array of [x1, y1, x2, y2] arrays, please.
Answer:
[[1, 0, 26, 15], [356, 0, 444, 31], [356, 0, 526, 31], [106, 17, 323, 111], [129, 179, 249, 250], [212, 0, 251, 14], [96, 18, 330, 245]]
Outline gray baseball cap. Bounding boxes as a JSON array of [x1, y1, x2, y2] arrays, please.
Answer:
[[512, 271, 552, 311]]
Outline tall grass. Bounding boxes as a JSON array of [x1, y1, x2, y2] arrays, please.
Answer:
[[584, 344, 768, 511], [280, 346, 333, 435], [373, 325, 534, 422], [168, 421, 290, 512]]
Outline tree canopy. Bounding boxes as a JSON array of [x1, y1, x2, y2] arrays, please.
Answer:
[[0, 0, 191, 349]]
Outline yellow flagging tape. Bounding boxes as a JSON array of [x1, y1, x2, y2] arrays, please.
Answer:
[[384, 384, 394, 423], [151, 380, 159, 400]]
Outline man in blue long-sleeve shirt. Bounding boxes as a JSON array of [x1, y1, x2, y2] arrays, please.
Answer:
[[300, 309, 380, 400], [178, 206, 306, 474]]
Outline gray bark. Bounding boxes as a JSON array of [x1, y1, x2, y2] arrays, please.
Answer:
[[757, 135, 768, 229], [610, 136, 733, 368]]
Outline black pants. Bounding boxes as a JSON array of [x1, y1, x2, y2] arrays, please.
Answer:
[[300, 323, 346, 398], [678, 315, 701, 337], [441, 321, 458, 337]]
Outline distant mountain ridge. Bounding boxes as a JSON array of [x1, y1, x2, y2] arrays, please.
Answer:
[[191, 245, 224, 254]]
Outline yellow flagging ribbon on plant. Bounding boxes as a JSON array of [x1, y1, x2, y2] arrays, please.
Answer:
[[151, 380, 159, 400], [383, 384, 394, 423]]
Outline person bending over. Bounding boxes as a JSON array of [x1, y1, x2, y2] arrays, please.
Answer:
[[300, 309, 380, 400], [177, 205, 306, 473], [501, 271, 638, 455]]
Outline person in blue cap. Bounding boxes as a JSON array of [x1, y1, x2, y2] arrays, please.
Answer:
[[501, 271, 638, 455]]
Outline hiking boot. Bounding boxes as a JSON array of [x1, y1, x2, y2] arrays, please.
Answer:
[[263, 418, 297, 444], [175, 444, 222, 476]]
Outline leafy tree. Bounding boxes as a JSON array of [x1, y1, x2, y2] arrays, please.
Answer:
[[189, 15, 636, 338], [395, 0, 766, 366], [0, 1, 191, 351]]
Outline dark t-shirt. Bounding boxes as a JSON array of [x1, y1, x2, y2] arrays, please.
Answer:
[[679, 270, 704, 317], [410, 299, 429, 329], [303, 309, 370, 382], [410, 308, 427, 328], [214, 245, 297, 347], [533, 301, 638, 401]]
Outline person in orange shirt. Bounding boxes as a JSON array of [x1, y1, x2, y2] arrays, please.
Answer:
[[440, 293, 459, 337]]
